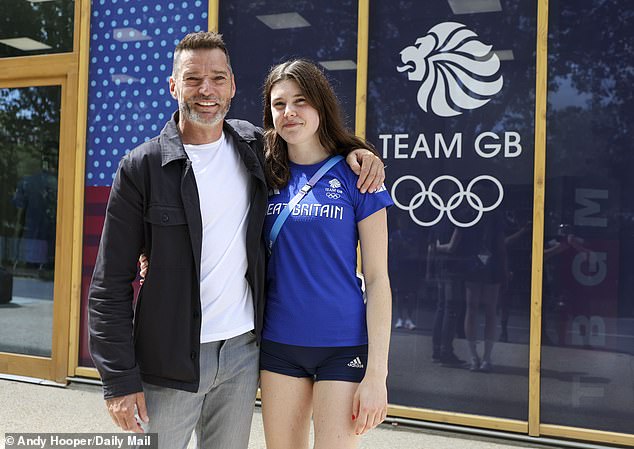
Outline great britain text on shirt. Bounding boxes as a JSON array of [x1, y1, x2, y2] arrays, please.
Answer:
[[266, 202, 344, 220]]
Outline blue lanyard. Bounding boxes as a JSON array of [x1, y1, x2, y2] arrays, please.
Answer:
[[268, 155, 344, 253]]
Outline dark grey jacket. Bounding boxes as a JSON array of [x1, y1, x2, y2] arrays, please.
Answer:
[[88, 113, 268, 399]]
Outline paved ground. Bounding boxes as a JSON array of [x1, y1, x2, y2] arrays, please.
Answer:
[[1, 277, 632, 446], [0, 378, 565, 449], [1, 290, 633, 436]]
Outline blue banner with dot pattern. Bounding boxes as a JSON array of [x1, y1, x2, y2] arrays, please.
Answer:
[[86, 0, 208, 186]]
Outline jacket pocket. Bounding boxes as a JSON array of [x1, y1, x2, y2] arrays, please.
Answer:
[[143, 204, 192, 270], [144, 205, 187, 226]]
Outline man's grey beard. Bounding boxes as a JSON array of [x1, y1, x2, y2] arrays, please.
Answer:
[[180, 99, 231, 127]]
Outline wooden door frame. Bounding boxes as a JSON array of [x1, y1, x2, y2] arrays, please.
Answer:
[[0, 0, 84, 384]]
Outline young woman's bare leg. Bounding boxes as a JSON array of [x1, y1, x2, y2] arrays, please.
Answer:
[[313, 380, 360, 449], [260, 370, 314, 449]]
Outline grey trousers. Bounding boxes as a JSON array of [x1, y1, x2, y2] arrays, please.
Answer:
[[139, 331, 260, 449]]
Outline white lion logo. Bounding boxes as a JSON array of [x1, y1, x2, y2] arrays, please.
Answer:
[[329, 179, 342, 189], [397, 22, 503, 117]]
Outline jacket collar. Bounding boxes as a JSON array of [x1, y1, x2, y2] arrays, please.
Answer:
[[159, 111, 261, 167], [160, 111, 188, 167]]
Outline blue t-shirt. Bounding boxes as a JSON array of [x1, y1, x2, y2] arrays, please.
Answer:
[[262, 158, 393, 347]]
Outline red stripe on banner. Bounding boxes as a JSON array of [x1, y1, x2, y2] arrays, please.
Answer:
[[79, 186, 112, 367], [78, 186, 143, 367]]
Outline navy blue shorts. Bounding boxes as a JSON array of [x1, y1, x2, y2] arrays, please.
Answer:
[[260, 339, 368, 382]]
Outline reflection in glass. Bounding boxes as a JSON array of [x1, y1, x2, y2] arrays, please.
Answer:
[[0, 86, 60, 357], [220, 0, 358, 128], [541, 0, 634, 434], [0, 0, 74, 58], [368, 0, 536, 420]]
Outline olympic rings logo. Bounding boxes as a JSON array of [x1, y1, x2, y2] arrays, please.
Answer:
[[391, 174, 504, 228]]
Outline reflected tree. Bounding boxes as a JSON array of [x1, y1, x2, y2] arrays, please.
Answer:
[[0, 87, 61, 257], [547, 0, 634, 178], [545, 0, 634, 319]]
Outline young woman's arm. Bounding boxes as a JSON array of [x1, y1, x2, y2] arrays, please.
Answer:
[[353, 208, 392, 435]]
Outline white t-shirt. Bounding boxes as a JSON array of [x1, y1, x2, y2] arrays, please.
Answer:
[[184, 132, 254, 343]]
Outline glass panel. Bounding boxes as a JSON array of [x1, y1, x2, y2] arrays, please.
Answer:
[[367, 1, 537, 419], [220, 0, 358, 129], [541, 0, 634, 433], [0, 86, 61, 357], [78, 0, 208, 367], [0, 0, 74, 58]]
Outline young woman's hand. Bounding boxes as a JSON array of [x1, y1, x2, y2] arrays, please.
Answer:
[[352, 373, 388, 435]]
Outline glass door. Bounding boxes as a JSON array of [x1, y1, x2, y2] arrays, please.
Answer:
[[0, 0, 78, 383], [0, 78, 76, 383], [0, 85, 61, 361], [366, 0, 537, 426], [540, 0, 634, 437]]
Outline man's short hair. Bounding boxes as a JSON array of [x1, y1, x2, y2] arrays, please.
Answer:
[[173, 31, 232, 76]]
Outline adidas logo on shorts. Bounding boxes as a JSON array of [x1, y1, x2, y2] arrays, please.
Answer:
[[347, 357, 364, 369]]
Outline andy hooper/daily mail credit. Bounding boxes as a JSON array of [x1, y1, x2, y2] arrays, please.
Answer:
[[4, 433, 157, 449]]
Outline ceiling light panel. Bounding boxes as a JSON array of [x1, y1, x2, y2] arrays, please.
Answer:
[[448, 0, 502, 14], [475, 49, 514, 62], [111, 74, 139, 84], [319, 60, 357, 71], [0, 37, 52, 51], [113, 28, 151, 42], [256, 12, 310, 30], [494, 50, 515, 61]]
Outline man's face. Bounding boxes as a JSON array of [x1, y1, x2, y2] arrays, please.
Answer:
[[170, 48, 236, 129]]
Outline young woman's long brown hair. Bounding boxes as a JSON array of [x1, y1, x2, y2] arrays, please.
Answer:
[[262, 59, 377, 189]]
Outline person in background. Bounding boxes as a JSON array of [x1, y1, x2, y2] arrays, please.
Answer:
[[460, 206, 508, 372], [390, 213, 420, 331], [430, 222, 466, 366]]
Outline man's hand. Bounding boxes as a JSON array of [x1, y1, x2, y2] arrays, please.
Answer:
[[106, 392, 149, 433], [346, 150, 386, 193], [139, 254, 148, 283]]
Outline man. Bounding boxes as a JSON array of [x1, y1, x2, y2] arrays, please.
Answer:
[[88, 31, 384, 449]]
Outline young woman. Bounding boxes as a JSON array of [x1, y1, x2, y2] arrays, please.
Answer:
[[260, 59, 392, 449]]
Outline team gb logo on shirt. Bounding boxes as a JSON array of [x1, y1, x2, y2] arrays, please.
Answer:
[[397, 22, 503, 117], [325, 178, 343, 200]]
